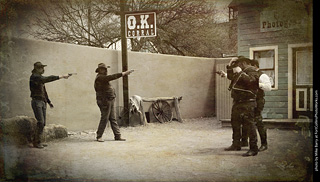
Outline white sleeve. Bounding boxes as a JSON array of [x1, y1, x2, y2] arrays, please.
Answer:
[[259, 74, 272, 91]]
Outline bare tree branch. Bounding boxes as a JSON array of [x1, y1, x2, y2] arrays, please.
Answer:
[[25, 0, 236, 57]]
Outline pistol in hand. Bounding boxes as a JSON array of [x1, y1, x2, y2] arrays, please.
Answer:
[[216, 70, 227, 77], [68, 73, 77, 77]]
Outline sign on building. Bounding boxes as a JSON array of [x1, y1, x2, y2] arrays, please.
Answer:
[[260, 10, 307, 32], [125, 12, 156, 38]]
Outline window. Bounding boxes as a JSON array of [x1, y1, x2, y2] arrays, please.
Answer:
[[250, 46, 278, 90], [296, 50, 313, 85], [229, 7, 238, 21]]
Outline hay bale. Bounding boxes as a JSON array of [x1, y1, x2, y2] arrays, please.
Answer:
[[43, 124, 68, 142], [0, 116, 68, 145], [0, 116, 37, 145]]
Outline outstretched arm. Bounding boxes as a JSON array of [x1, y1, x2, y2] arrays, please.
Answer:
[[36, 74, 70, 84], [100, 70, 135, 82], [59, 74, 70, 79], [122, 70, 134, 76]]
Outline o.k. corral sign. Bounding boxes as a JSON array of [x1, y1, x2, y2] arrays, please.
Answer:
[[125, 11, 156, 38]]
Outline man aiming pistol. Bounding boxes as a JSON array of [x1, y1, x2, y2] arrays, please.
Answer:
[[29, 62, 72, 148]]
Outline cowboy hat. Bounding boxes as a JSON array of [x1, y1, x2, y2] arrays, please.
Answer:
[[95, 63, 110, 73]]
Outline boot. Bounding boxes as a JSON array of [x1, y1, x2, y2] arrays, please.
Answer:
[[224, 145, 241, 151], [34, 143, 44, 149], [97, 137, 104, 142], [115, 135, 126, 141], [242, 150, 258, 157], [259, 145, 268, 151]]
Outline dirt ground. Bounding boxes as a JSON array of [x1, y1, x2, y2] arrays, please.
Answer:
[[1, 117, 314, 182]]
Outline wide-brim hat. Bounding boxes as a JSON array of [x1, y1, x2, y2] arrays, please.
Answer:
[[34, 62, 47, 69], [250, 59, 259, 67], [32, 62, 47, 73], [95, 63, 110, 73], [234, 57, 251, 66]]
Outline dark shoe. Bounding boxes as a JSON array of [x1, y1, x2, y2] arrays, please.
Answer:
[[259, 145, 268, 151], [28, 142, 34, 148], [242, 150, 258, 157], [224, 145, 241, 151], [241, 141, 248, 147], [115, 137, 126, 141], [34, 144, 44, 149], [97, 137, 104, 142]]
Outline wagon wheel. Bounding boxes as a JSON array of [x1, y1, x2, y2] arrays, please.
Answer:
[[151, 100, 173, 123]]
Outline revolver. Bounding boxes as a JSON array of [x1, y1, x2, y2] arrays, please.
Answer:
[[68, 73, 77, 76]]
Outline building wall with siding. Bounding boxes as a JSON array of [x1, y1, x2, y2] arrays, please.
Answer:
[[235, 1, 312, 119]]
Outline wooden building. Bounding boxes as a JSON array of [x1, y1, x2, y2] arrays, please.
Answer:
[[216, 0, 313, 122]]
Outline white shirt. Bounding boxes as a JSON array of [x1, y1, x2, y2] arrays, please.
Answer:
[[259, 74, 272, 91]]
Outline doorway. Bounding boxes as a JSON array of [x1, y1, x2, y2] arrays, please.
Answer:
[[292, 46, 313, 119]]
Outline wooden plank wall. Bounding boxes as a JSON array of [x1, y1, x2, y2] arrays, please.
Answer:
[[215, 59, 233, 120], [236, 3, 312, 119]]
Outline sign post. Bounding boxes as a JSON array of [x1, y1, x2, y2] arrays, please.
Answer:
[[119, 1, 156, 125], [120, 0, 129, 126]]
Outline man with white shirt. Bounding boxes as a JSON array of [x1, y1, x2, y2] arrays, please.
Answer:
[[252, 59, 271, 151], [240, 59, 271, 151]]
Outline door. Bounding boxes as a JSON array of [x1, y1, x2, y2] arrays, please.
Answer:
[[292, 47, 313, 119]]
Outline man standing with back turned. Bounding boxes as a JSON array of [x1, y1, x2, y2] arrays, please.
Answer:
[[30, 62, 70, 149], [94, 63, 134, 142]]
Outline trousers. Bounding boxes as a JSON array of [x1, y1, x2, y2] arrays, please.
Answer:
[[231, 101, 258, 152], [96, 98, 121, 139], [31, 99, 46, 144], [241, 97, 267, 146]]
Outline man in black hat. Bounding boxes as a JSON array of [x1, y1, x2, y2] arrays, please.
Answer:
[[94, 63, 134, 142], [29, 62, 70, 148], [223, 57, 260, 157]]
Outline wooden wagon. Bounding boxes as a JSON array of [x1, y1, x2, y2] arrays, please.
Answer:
[[116, 96, 183, 126], [142, 96, 183, 123]]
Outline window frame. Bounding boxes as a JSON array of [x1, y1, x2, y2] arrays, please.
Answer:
[[250, 45, 279, 90], [229, 7, 238, 21]]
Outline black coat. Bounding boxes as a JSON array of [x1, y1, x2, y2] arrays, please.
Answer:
[[29, 73, 59, 103], [227, 66, 259, 102], [94, 73, 123, 100]]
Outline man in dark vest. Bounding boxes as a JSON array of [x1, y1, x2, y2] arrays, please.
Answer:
[[94, 63, 134, 142], [224, 57, 260, 157], [29, 62, 70, 148]]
